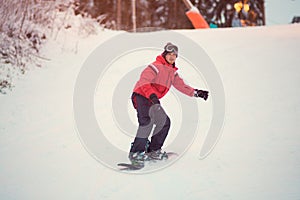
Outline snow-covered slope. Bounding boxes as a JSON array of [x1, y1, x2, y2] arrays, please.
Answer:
[[1, 24, 300, 199]]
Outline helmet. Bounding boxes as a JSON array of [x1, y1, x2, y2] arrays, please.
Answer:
[[163, 42, 178, 57]]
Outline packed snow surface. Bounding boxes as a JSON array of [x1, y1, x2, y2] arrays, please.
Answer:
[[1, 24, 300, 199]]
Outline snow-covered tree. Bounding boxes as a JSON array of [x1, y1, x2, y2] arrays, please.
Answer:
[[0, 0, 100, 93]]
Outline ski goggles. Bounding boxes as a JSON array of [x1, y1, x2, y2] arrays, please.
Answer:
[[164, 43, 178, 54]]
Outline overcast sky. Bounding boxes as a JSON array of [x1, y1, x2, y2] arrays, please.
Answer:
[[265, 0, 300, 25]]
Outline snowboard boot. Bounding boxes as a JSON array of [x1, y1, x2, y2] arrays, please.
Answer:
[[128, 151, 149, 166], [148, 149, 168, 160]]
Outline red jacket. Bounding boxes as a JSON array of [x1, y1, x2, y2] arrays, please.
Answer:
[[133, 55, 195, 99]]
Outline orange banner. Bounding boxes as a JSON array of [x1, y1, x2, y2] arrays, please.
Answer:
[[186, 8, 209, 29]]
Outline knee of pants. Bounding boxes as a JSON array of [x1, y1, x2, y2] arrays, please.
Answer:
[[138, 116, 151, 127], [155, 115, 171, 128]]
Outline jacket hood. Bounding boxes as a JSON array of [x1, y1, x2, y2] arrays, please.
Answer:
[[155, 55, 178, 70]]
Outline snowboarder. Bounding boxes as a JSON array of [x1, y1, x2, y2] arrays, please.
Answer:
[[129, 42, 209, 163]]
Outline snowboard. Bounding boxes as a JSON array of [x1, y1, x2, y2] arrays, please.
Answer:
[[117, 152, 178, 171]]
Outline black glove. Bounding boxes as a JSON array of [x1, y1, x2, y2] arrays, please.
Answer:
[[194, 89, 209, 101], [150, 93, 160, 104]]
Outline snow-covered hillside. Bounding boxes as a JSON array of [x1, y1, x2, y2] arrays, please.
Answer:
[[1, 24, 300, 199]]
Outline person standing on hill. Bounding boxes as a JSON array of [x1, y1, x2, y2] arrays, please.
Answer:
[[129, 42, 209, 164]]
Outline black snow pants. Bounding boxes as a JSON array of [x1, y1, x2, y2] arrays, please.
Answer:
[[130, 93, 170, 153]]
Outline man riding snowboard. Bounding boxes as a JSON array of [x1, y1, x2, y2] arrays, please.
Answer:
[[129, 42, 209, 163]]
